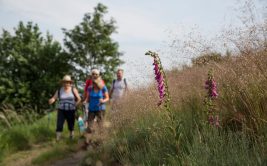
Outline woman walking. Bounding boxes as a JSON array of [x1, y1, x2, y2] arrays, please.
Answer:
[[48, 75, 81, 141], [83, 77, 109, 146]]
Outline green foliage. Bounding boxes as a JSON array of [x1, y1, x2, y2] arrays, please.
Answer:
[[192, 52, 223, 66], [30, 124, 54, 143], [63, 3, 123, 87], [0, 111, 57, 163], [0, 3, 123, 116], [0, 22, 72, 112], [104, 97, 266, 165], [31, 145, 69, 165], [0, 127, 31, 153]]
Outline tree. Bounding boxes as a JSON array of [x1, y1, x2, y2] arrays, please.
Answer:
[[192, 52, 223, 66], [63, 3, 123, 87], [0, 21, 72, 112]]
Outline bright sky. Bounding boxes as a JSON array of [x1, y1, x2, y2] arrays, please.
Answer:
[[0, 0, 265, 87]]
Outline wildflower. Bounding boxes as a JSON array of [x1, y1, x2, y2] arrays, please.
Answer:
[[146, 51, 169, 107], [214, 115, 220, 127], [205, 77, 218, 98], [211, 89, 218, 98], [204, 69, 219, 127], [153, 59, 165, 105], [208, 115, 214, 124]]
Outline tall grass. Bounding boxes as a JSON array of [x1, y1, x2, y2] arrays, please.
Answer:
[[105, 93, 267, 165], [0, 111, 57, 163], [0, 104, 41, 130], [83, 49, 267, 165]]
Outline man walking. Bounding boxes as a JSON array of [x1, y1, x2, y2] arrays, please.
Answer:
[[109, 69, 128, 112]]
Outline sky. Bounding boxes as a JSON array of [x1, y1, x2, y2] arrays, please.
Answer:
[[0, 0, 265, 88]]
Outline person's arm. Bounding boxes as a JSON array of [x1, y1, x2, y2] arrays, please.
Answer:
[[100, 87, 109, 104], [100, 92, 109, 104], [48, 90, 58, 105], [73, 88, 81, 106]]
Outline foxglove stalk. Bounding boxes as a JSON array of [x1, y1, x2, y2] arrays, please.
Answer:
[[146, 51, 169, 107], [204, 70, 220, 127], [153, 60, 165, 105]]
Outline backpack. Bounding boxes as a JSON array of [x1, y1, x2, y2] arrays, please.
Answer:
[[112, 78, 127, 90], [58, 86, 78, 101]]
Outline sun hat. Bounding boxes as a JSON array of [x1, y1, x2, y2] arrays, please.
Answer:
[[91, 69, 100, 75], [61, 75, 73, 83], [93, 77, 104, 89]]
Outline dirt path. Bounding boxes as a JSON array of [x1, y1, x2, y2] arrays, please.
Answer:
[[2, 145, 52, 166], [49, 150, 87, 166], [47, 121, 112, 166]]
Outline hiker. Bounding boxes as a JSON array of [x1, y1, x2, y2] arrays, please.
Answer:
[[109, 69, 128, 112], [83, 69, 105, 128], [83, 77, 109, 134], [48, 75, 81, 141], [83, 69, 105, 100]]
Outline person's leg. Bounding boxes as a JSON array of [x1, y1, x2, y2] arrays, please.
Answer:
[[83, 103, 88, 128], [56, 109, 65, 141], [87, 112, 96, 133], [96, 111, 105, 133], [84, 112, 96, 145], [65, 110, 76, 139]]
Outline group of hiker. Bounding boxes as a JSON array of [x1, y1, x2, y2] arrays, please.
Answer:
[[48, 68, 128, 142]]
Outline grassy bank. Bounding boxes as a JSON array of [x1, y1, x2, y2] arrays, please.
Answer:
[[0, 110, 82, 165], [83, 52, 267, 165], [0, 111, 55, 161]]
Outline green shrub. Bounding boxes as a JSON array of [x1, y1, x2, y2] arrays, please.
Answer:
[[30, 125, 54, 143], [0, 127, 31, 153]]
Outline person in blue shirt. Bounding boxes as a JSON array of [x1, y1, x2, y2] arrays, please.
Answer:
[[84, 77, 109, 133]]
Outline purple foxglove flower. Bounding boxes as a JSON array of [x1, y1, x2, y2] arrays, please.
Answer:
[[158, 75, 164, 83], [146, 51, 169, 107], [152, 58, 166, 106], [208, 115, 214, 125], [211, 89, 218, 98], [211, 80, 217, 88]]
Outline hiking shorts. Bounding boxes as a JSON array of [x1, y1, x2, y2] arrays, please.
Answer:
[[88, 111, 105, 123], [56, 109, 76, 132]]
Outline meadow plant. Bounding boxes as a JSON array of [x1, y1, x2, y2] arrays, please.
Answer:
[[204, 69, 219, 127], [145, 51, 170, 110]]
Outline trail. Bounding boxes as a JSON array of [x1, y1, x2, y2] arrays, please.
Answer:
[[2, 120, 117, 166], [49, 150, 87, 166], [2, 145, 51, 166], [47, 121, 114, 166]]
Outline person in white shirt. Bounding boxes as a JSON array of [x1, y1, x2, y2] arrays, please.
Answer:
[[109, 69, 128, 112]]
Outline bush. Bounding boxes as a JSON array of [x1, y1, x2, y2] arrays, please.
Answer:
[[192, 52, 223, 66], [30, 125, 54, 143], [0, 127, 31, 153]]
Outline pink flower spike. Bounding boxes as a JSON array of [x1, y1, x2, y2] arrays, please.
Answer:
[[211, 89, 218, 98], [208, 115, 214, 125]]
